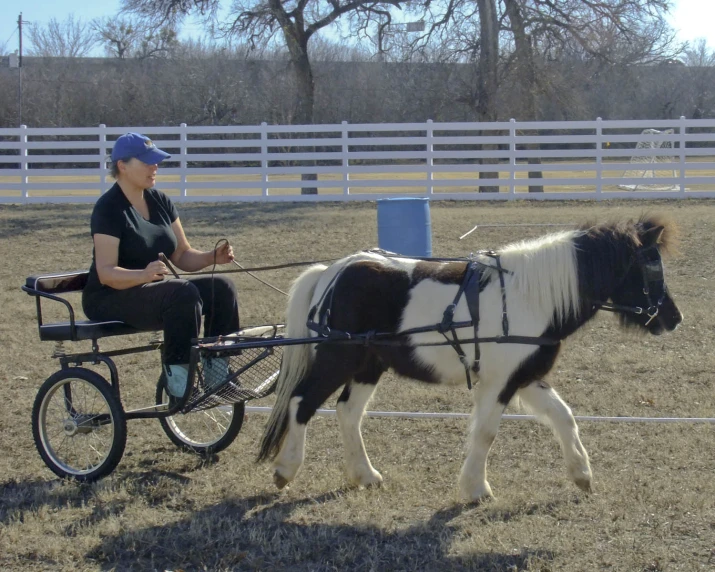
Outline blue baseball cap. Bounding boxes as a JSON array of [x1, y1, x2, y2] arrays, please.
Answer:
[[111, 132, 171, 165]]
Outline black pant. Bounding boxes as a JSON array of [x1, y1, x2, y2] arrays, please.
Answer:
[[82, 276, 239, 365]]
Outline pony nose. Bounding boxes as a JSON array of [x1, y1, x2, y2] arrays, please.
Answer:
[[666, 307, 684, 331]]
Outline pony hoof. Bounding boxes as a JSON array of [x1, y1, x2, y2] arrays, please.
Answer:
[[460, 480, 494, 503], [467, 492, 494, 506], [348, 469, 383, 489], [574, 478, 592, 493], [274, 471, 290, 490]]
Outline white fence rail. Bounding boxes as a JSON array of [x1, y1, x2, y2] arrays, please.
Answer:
[[2, 118, 715, 203]]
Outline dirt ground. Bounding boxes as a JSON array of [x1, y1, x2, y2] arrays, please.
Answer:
[[0, 199, 713, 571]]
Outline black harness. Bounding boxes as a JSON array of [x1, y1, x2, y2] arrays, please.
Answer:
[[306, 250, 560, 390], [305, 246, 668, 391], [592, 245, 668, 327]]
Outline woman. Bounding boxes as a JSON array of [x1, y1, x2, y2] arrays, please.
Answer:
[[82, 132, 240, 397]]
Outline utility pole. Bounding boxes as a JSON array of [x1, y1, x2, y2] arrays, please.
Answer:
[[18, 13, 23, 126], [16, 13, 31, 126]]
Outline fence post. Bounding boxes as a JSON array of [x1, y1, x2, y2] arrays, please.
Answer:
[[679, 116, 687, 196], [508, 119, 516, 199], [595, 117, 603, 200], [99, 124, 108, 194], [261, 122, 268, 197], [179, 123, 188, 197], [426, 119, 434, 195], [342, 120, 349, 195], [19, 124, 28, 201]]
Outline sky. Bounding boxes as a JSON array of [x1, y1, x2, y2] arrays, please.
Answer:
[[2, 0, 715, 57]]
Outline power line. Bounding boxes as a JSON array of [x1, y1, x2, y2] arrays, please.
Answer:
[[3, 26, 18, 48]]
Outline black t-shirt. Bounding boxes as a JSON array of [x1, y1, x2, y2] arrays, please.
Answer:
[[84, 183, 179, 297]]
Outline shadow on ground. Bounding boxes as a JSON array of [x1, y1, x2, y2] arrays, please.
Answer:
[[0, 468, 196, 523], [86, 491, 554, 571]]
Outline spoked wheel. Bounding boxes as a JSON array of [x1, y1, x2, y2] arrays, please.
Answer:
[[156, 373, 245, 456], [32, 368, 127, 482]]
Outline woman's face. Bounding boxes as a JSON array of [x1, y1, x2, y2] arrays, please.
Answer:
[[118, 158, 158, 190]]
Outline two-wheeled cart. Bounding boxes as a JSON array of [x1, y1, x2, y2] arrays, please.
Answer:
[[22, 270, 284, 482]]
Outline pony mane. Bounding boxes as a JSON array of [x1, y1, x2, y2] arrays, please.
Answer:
[[478, 215, 676, 328], [577, 214, 677, 255], [496, 230, 580, 323], [637, 214, 678, 254]]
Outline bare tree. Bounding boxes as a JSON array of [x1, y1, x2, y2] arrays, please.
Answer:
[[93, 16, 179, 59], [119, 0, 409, 122], [393, 0, 682, 191], [26, 15, 98, 57], [117, 0, 414, 193], [404, 0, 681, 117], [93, 17, 143, 59], [135, 25, 179, 58], [681, 39, 715, 119]]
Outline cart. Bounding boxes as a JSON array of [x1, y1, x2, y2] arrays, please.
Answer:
[[22, 270, 284, 482]]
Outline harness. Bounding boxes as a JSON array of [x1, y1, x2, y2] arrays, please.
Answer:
[[305, 244, 667, 391], [592, 245, 668, 327], [306, 250, 560, 390]]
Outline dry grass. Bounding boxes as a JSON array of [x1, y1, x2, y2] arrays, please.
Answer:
[[3, 159, 715, 197], [0, 199, 713, 571]]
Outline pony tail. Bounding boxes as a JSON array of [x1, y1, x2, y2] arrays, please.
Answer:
[[257, 263, 327, 462]]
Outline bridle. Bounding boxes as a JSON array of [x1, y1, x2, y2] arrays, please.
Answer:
[[593, 245, 668, 327]]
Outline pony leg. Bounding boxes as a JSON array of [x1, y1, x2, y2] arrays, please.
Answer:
[[272, 396, 308, 489], [272, 349, 356, 489], [336, 382, 382, 488], [518, 381, 592, 492], [459, 382, 504, 502]]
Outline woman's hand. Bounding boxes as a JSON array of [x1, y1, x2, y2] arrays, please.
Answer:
[[143, 259, 169, 282], [213, 242, 235, 265]]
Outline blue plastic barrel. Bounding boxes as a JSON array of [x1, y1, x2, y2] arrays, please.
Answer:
[[377, 198, 432, 257]]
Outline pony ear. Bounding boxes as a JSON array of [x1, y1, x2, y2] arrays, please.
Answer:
[[640, 225, 665, 248]]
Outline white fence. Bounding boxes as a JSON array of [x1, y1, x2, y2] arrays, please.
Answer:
[[2, 118, 715, 203]]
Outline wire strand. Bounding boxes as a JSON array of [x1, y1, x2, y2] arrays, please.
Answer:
[[3, 26, 18, 47], [231, 258, 288, 296]]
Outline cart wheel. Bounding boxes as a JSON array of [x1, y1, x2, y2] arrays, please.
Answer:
[[156, 373, 245, 456], [32, 368, 127, 482]]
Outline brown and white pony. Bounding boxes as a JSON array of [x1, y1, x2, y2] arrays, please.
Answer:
[[258, 217, 683, 501]]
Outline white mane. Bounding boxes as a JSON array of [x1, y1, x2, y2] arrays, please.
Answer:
[[496, 230, 581, 323]]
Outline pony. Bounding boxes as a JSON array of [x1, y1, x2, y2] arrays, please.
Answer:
[[258, 216, 683, 502]]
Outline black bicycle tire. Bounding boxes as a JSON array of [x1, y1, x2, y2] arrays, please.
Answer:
[[156, 373, 245, 456], [31, 367, 127, 482]]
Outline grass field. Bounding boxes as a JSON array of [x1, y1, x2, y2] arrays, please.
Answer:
[[0, 199, 713, 571]]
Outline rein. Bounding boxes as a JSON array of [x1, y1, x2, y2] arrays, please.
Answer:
[[161, 257, 340, 276], [160, 240, 339, 298]]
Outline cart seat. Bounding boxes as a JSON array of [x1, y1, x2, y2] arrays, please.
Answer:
[[24, 271, 143, 342], [36, 319, 142, 342]]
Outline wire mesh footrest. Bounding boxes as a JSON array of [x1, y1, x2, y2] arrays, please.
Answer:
[[184, 325, 284, 412]]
